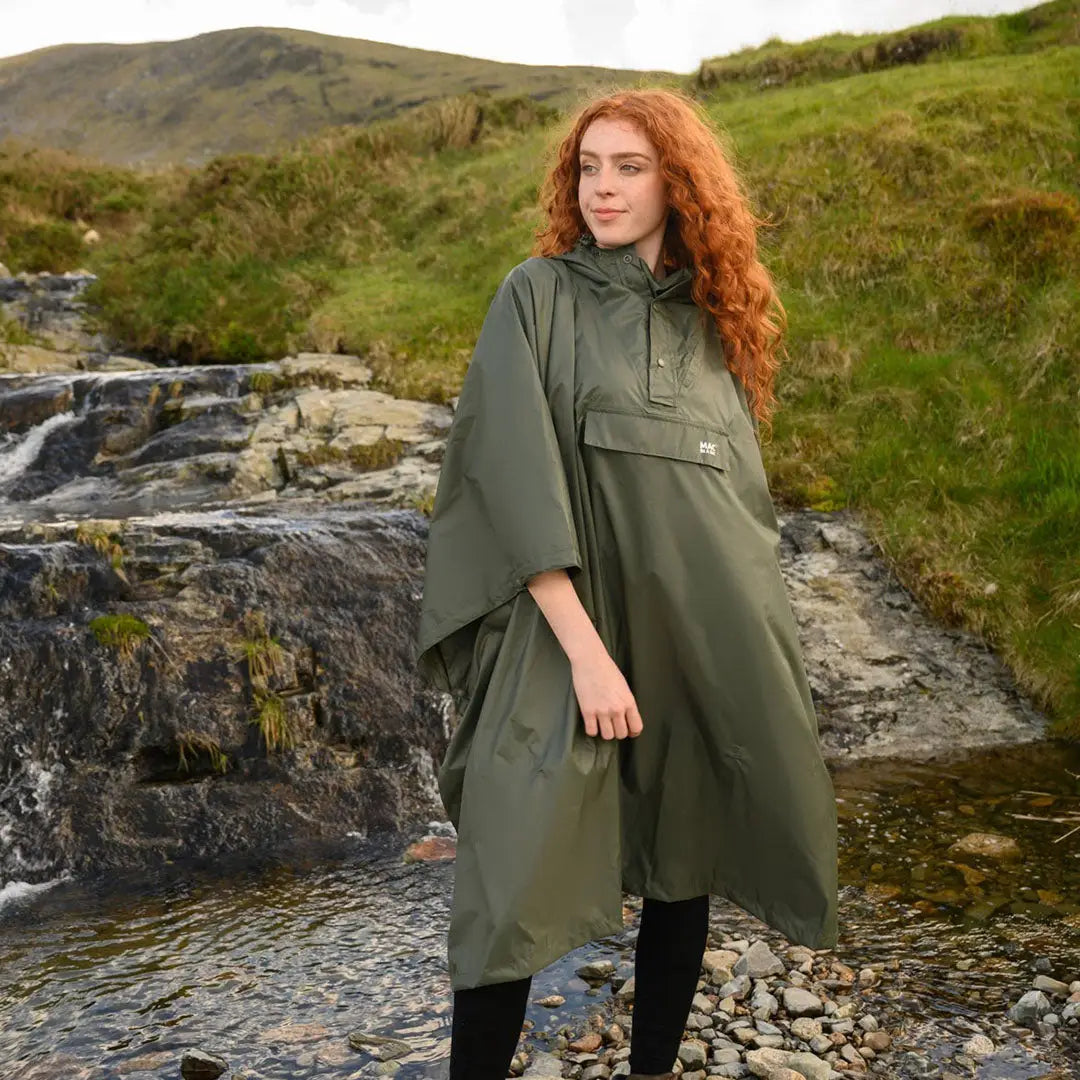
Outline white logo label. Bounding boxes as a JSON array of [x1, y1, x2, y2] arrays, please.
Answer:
[[699, 440, 717, 456]]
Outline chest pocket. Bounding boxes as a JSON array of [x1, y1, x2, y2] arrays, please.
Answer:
[[583, 408, 731, 471]]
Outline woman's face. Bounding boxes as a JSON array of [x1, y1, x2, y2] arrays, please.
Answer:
[[577, 116, 669, 255]]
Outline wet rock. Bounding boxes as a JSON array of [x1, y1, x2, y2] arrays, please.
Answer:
[[347, 1032, 413, 1060], [568, 1033, 603, 1053], [1006, 989, 1051, 1026], [0, 505, 448, 887], [403, 835, 456, 862], [536, 994, 566, 1008], [180, 1049, 229, 1079], [948, 832, 1022, 859], [779, 510, 1047, 760], [576, 960, 617, 982]]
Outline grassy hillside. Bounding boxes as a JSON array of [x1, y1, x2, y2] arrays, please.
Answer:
[[695, 0, 1079, 93], [0, 4, 1078, 739], [0, 27, 665, 167]]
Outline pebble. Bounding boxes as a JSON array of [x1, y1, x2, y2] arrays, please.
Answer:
[[512, 932, 1080, 1080], [179, 1050, 228, 1080], [568, 1033, 602, 1054], [782, 987, 824, 1017], [962, 1034, 994, 1058]]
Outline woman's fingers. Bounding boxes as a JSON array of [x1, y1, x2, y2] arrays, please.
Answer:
[[585, 706, 641, 740]]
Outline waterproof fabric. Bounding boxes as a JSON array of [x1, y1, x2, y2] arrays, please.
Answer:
[[415, 235, 838, 991]]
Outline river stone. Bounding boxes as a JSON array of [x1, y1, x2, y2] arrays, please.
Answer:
[[948, 832, 1021, 859], [789, 1017, 822, 1040], [347, 1032, 413, 1060], [569, 1033, 603, 1053], [960, 1034, 994, 1058], [752, 1035, 785, 1049], [745, 1047, 833, 1080], [1033, 975, 1070, 996], [576, 960, 616, 981], [523, 1052, 564, 1077], [702, 950, 740, 983], [180, 1050, 229, 1080], [716, 974, 751, 1000], [1007, 990, 1051, 1026], [750, 990, 779, 1019], [733, 941, 785, 978], [678, 1040, 709, 1068], [862, 1031, 890, 1051], [782, 988, 824, 1017]]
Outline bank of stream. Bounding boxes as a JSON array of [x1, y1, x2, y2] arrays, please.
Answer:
[[1, 738, 1078, 1080]]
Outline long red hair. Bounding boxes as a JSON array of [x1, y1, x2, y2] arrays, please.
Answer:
[[533, 87, 784, 434]]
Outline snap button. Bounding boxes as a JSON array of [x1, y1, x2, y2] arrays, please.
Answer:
[[657, 358, 666, 367], [623, 254, 633, 263]]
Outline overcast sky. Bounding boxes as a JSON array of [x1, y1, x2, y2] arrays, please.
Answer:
[[0, 0, 1038, 70]]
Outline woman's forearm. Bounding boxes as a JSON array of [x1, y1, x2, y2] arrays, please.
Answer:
[[525, 568, 606, 665]]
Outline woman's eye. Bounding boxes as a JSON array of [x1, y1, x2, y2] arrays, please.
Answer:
[[621, 164, 640, 174]]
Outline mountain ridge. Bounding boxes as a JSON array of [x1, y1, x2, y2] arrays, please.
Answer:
[[0, 26, 667, 167]]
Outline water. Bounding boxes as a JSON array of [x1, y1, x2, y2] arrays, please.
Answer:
[[1, 745, 1078, 1079]]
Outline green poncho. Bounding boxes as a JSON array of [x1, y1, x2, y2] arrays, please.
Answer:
[[416, 236, 838, 991]]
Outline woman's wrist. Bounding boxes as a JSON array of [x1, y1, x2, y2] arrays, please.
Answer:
[[525, 568, 607, 666]]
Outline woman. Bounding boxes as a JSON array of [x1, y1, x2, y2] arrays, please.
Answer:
[[416, 87, 838, 1080]]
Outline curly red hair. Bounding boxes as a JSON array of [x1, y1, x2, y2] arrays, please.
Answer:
[[533, 87, 785, 434]]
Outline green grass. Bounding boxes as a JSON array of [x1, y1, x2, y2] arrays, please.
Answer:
[[1, 6, 1078, 738], [694, 0, 1079, 95]]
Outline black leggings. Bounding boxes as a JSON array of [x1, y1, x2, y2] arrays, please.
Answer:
[[448, 893, 709, 1079]]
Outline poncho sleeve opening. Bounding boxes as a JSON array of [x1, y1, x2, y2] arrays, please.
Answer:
[[415, 264, 582, 694]]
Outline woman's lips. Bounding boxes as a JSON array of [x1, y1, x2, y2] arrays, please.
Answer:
[[593, 209, 623, 220]]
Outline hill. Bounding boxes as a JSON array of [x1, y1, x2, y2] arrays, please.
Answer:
[[1, 2, 1078, 738], [0, 27, 665, 167]]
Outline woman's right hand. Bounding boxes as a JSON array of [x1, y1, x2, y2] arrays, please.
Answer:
[[523, 567, 644, 740], [570, 643, 644, 740]]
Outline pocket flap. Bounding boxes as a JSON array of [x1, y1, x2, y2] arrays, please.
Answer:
[[583, 408, 730, 470]]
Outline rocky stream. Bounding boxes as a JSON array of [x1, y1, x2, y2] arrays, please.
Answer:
[[0, 271, 1077, 1080]]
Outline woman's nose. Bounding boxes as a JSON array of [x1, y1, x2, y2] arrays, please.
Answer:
[[595, 169, 617, 195]]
